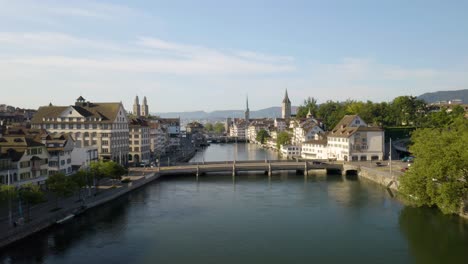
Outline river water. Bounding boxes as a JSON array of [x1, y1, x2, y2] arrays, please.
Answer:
[[1, 143, 467, 264]]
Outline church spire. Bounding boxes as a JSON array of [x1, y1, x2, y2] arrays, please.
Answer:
[[282, 88, 291, 104], [245, 94, 250, 121], [281, 89, 291, 119]]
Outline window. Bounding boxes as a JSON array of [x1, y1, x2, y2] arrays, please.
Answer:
[[76, 124, 81, 129]]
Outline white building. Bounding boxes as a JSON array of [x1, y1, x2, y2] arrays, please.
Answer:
[[149, 121, 168, 156], [40, 133, 75, 176], [71, 145, 99, 170], [327, 115, 384, 161], [31, 96, 130, 165], [280, 145, 301, 159], [301, 134, 328, 160], [274, 118, 287, 131], [229, 119, 248, 139], [292, 119, 324, 146]]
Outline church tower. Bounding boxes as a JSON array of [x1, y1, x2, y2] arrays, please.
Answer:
[[133, 95, 141, 117], [245, 95, 250, 121], [141, 96, 149, 117], [281, 89, 291, 119]]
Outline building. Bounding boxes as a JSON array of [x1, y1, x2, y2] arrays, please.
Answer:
[[31, 96, 130, 165], [246, 119, 274, 143], [128, 118, 151, 165], [141, 96, 149, 117], [71, 145, 99, 170], [280, 145, 301, 159], [301, 133, 328, 160], [39, 132, 75, 176], [186, 122, 204, 134], [327, 115, 384, 161], [0, 135, 49, 186], [274, 118, 287, 131], [133, 96, 141, 117], [282, 89, 291, 119], [149, 121, 167, 157], [229, 119, 248, 139], [291, 119, 324, 146], [159, 118, 181, 148]]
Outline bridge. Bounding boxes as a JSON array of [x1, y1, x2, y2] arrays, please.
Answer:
[[129, 160, 347, 177]]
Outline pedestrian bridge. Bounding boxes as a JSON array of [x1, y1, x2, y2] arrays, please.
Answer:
[[129, 160, 346, 177]]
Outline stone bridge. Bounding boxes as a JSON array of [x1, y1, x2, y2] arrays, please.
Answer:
[[129, 160, 346, 177]]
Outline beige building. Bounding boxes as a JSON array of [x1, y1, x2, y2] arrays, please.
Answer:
[[129, 118, 151, 165], [31, 96, 129, 165], [0, 135, 49, 186]]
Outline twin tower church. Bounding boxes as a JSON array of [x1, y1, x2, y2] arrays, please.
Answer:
[[133, 96, 149, 117], [244, 89, 292, 121]]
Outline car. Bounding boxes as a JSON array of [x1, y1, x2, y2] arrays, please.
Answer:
[[401, 156, 415, 162], [401, 167, 409, 172]]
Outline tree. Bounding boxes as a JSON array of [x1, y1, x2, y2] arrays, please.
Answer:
[[19, 184, 46, 222], [399, 117, 468, 214], [296, 97, 319, 118], [102, 161, 127, 186], [204, 123, 214, 132], [316, 100, 346, 129], [256, 129, 270, 144], [0, 185, 17, 226], [46, 173, 76, 209], [276, 131, 291, 149], [71, 170, 89, 200], [213, 123, 225, 134]]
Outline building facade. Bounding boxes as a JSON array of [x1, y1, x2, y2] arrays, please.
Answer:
[[31, 96, 130, 165], [129, 118, 151, 165]]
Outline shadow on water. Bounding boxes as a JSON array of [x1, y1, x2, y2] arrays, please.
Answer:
[[0, 194, 134, 263], [399, 206, 468, 264]]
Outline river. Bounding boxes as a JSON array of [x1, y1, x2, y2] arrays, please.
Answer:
[[1, 143, 467, 263]]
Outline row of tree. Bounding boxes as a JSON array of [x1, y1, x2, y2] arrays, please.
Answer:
[[0, 161, 127, 224], [296, 96, 465, 129], [204, 123, 226, 134]]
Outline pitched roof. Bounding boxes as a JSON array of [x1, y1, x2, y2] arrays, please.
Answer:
[[31, 102, 124, 124], [328, 115, 382, 138]]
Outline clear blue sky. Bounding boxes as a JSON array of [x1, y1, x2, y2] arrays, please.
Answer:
[[1, 0, 467, 112]]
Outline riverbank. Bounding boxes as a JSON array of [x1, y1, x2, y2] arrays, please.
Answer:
[[347, 162, 468, 219], [0, 171, 160, 249]]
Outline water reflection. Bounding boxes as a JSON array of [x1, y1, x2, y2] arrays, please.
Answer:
[[0, 195, 133, 263], [399, 207, 468, 264]]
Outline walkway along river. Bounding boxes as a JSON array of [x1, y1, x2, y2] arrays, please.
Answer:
[[1, 143, 467, 263]]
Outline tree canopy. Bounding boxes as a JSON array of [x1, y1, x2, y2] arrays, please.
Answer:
[[256, 129, 270, 144], [399, 117, 468, 214], [276, 131, 291, 149]]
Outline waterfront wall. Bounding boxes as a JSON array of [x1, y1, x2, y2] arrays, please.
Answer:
[[358, 166, 399, 192], [0, 172, 160, 249]]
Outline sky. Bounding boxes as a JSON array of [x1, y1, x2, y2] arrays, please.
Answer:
[[1, 0, 468, 112]]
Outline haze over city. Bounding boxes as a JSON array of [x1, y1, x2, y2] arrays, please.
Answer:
[[1, 0, 468, 111]]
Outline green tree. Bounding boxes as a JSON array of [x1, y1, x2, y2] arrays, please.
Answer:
[[400, 117, 468, 214], [204, 123, 214, 132], [256, 129, 270, 144], [0, 185, 17, 226], [103, 161, 127, 186], [47, 173, 76, 209], [19, 183, 46, 222], [296, 97, 319, 118], [213, 123, 225, 134], [71, 170, 89, 200], [276, 131, 291, 149], [316, 100, 346, 129]]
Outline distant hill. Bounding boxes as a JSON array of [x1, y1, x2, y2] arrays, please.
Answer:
[[155, 106, 298, 120], [418, 89, 468, 103]]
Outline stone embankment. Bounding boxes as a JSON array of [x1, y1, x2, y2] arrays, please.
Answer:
[[0, 172, 160, 249], [343, 163, 400, 192]]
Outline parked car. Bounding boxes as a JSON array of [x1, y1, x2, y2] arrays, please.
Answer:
[[401, 156, 414, 163]]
